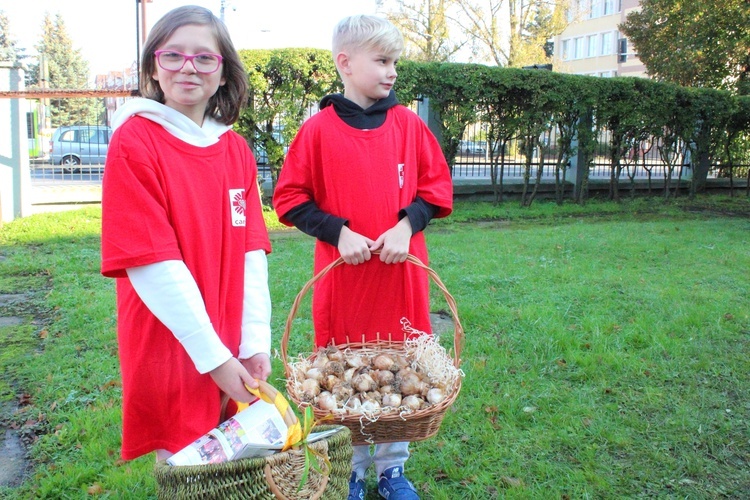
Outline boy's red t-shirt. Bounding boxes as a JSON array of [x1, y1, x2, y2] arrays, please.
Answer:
[[274, 105, 453, 347], [101, 117, 271, 459]]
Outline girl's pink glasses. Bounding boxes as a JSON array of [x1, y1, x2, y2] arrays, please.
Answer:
[[154, 50, 223, 74]]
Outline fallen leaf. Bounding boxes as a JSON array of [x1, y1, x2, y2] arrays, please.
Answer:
[[87, 483, 104, 495], [101, 380, 122, 390], [501, 476, 524, 488]]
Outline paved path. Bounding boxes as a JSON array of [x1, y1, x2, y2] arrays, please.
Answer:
[[30, 184, 102, 214]]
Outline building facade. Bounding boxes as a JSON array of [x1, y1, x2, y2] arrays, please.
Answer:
[[552, 0, 646, 78], [94, 62, 139, 125]]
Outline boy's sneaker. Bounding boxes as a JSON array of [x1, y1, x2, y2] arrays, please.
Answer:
[[348, 472, 366, 500], [377, 466, 419, 499]]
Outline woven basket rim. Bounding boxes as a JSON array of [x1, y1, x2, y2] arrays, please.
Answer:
[[154, 425, 352, 499]]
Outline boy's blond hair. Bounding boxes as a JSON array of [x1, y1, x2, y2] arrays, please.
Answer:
[[332, 15, 404, 56]]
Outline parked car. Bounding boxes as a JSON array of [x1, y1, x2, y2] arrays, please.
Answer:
[[50, 125, 112, 170], [459, 140, 487, 156]]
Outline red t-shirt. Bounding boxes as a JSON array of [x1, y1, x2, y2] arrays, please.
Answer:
[[274, 105, 453, 347], [101, 116, 271, 459]]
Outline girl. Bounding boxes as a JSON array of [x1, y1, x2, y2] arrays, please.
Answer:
[[101, 5, 272, 462]]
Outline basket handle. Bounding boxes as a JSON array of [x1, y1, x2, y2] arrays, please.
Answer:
[[280, 252, 464, 370]]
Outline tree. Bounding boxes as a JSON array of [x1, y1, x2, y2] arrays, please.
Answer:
[[386, 0, 464, 62], [396, 60, 480, 169], [620, 0, 750, 95], [0, 10, 30, 64], [237, 48, 341, 186], [31, 12, 102, 126], [451, 0, 570, 67]]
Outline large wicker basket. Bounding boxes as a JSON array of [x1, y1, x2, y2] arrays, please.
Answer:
[[154, 381, 353, 499], [281, 254, 464, 446]]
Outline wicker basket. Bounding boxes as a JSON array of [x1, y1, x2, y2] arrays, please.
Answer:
[[281, 254, 464, 446], [154, 380, 353, 499]]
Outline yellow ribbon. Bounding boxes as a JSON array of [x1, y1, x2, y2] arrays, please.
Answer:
[[244, 383, 303, 451], [235, 382, 334, 491]]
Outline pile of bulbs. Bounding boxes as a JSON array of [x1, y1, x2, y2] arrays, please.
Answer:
[[289, 338, 460, 419]]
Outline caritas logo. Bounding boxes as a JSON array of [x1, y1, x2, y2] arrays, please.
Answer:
[[229, 189, 246, 227]]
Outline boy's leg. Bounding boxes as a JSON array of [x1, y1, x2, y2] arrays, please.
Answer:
[[374, 442, 419, 499], [352, 444, 374, 479], [373, 441, 409, 477], [348, 445, 373, 500]]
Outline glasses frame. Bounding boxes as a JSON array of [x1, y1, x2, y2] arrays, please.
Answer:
[[154, 50, 224, 74]]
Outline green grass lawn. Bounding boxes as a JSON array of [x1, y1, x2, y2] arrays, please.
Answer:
[[1, 197, 748, 499]]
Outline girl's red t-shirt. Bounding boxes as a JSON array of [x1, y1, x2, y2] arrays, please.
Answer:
[[101, 117, 270, 459]]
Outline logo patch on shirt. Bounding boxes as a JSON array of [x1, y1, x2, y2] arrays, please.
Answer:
[[229, 189, 246, 227], [398, 163, 405, 188]]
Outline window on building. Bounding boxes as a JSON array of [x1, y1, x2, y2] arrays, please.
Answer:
[[577, 0, 588, 19], [603, 0, 614, 15], [589, 0, 600, 18], [601, 32, 613, 55], [619, 38, 628, 62], [574, 37, 584, 59], [562, 39, 571, 60], [587, 35, 597, 57]]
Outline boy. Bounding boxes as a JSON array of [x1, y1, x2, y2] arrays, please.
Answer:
[[273, 15, 453, 500]]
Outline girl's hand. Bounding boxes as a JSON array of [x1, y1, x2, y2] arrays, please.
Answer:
[[209, 357, 257, 403], [370, 217, 412, 264], [338, 225, 376, 265], [240, 353, 272, 382]]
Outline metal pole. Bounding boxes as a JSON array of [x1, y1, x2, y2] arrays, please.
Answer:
[[141, 0, 148, 44], [135, 0, 141, 72]]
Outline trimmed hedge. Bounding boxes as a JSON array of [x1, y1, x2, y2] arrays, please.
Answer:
[[238, 50, 750, 202]]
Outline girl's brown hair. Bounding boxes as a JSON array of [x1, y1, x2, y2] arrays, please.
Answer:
[[139, 5, 247, 125]]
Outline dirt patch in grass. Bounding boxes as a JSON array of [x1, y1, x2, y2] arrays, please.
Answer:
[[0, 401, 28, 488], [0, 286, 54, 489]]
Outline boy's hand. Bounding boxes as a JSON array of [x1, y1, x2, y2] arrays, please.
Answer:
[[240, 353, 271, 382], [209, 357, 257, 403], [338, 225, 375, 265], [370, 217, 413, 264]]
